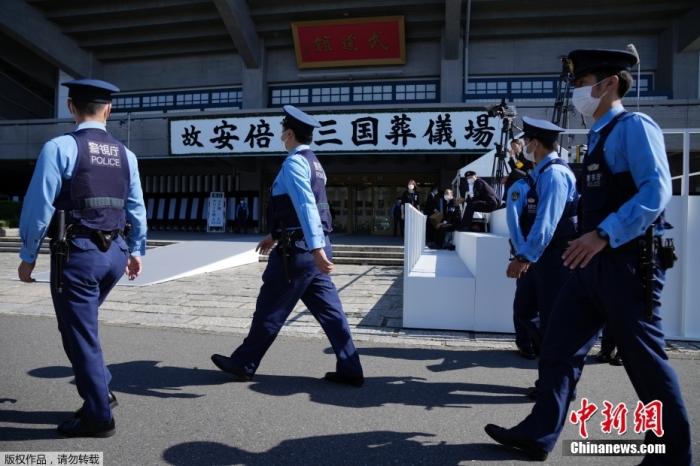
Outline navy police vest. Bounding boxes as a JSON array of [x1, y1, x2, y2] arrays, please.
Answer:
[[519, 158, 578, 249], [579, 111, 661, 238], [53, 128, 130, 231], [268, 149, 333, 236]]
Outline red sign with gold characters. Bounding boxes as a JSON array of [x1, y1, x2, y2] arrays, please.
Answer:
[[291, 16, 406, 69]]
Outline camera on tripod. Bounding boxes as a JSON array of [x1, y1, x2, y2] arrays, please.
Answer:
[[487, 98, 517, 119]]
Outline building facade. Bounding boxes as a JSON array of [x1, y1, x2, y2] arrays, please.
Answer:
[[1, 0, 698, 234]]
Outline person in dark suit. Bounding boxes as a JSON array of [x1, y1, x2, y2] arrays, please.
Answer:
[[434, 188, 461, 249], [424, 186, 440, 245], [458, 171, 500, 231], [400, 179, 420, 235], [391, 198, 402, 237]]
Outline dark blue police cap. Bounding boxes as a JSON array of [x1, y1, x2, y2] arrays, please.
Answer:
[[62, 79, 120, 103], [282, 105, 320, 129], [522, 116, 565, 144], [567, 49, 638, 81]]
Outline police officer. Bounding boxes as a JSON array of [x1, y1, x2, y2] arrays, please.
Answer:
[[504, 117, 578, 364], [17, 79, 148, 437], [485, 49, 692, 465], [211, 105, 364, 387]]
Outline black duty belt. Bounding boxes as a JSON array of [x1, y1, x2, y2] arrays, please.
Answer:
[[65, 225, 124, 252]]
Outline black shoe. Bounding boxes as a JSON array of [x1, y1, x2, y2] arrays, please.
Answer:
[[57, 417, 115, 438], [484, 424, 548, 461], [594, 350, 613, 363], [516, 346, 537, 360], [609, 354, 623, 366], [323, 372, 364, 387], [526, 386, 539, 400], [211, 354, 252, 381], [74, 391, 118, 418]]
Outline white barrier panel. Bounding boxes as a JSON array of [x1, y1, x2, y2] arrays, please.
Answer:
[[403, 204, 425, 276], [658, 196, 700, 340], [403, 249, 476, 331]]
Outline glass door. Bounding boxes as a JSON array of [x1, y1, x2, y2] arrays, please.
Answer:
[[354, 185, 373, 234], [371, 186, 395, 235], [326, 186, 350, 233]]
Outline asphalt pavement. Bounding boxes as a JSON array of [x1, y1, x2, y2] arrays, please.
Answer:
[[1, 314, 698, 465]]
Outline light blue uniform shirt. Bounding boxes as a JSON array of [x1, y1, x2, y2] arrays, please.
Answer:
[[271, 144, 326, 250], [505, 178, 530, 256], [588, 104, 671, 248], [19, 121, 148, 263], [505, 152, 578, 262]]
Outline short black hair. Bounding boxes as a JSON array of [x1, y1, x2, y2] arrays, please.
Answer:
[[282, 119, 313, 144], [532, 138, 557, 152], [593, 69, 634, 98], [71, 99, 108, 116]]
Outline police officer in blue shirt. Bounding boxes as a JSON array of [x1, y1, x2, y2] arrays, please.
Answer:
[[211, 105, 364, 387], [17, 79, 148, 437], [485, 49, 691, 465], [504, 117, 578, 359]]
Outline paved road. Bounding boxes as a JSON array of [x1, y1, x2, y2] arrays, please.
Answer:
[[1, 314, 698, 465]]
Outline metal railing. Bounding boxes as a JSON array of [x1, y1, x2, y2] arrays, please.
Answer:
[[403, 204, 426, 276]]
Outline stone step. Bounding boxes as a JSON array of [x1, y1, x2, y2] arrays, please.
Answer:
[[331, 250, 404, 259], [0, 239, 171, 255], [330, 245, 404, 253], [258, 255, 403, 266]]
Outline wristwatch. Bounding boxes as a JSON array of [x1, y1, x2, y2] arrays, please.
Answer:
[[515, 255, 530, 264]]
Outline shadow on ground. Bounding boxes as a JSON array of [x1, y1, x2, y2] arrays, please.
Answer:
[[162, 432, 528, 465], [28, 360, 231, 399], [325, 346, 536, 372], [247, 374, 529, 410]]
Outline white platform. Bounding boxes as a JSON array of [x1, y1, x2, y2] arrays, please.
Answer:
[[403, 249, 475, 331], [35, 240, 259, 287], [403, 196, 700, 340]]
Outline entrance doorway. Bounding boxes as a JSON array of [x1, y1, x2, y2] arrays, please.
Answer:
[[326, 182, 433, 235]]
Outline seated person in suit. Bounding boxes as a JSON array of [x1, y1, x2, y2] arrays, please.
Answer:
[[458, 171, 500, 231], [434, 188, 461, 249]]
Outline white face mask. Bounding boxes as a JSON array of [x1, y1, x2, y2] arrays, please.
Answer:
[[444, 195, 452, 201], [408, 184, 415, 190], [572, 78, 608, 118], [523, 141, 536, 162], [467, 177, 476, 184]]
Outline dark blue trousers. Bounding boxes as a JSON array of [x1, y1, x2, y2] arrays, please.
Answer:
[[522, 244, 571, 351], [513, 270, 538, 351], [512, 249, 692, 465], [231, 241, 363, 378], [51, 235, 128, 424]]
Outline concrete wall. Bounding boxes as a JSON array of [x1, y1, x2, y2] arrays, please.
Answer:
[[101, 53, 244, 92], [468, 35, 658, 76]]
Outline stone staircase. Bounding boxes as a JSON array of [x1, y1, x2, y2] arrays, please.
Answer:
[[1, 237, 405, 267], [0, 237, 174, 254], [259, 244, 404, 266]]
